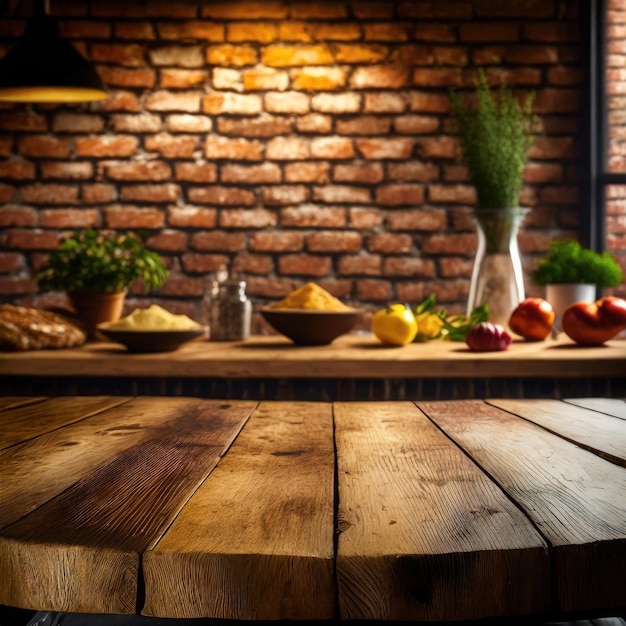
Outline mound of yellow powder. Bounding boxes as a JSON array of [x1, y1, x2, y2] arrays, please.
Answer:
[[107, 305, 200, 331], [270, 283, 351, 311]]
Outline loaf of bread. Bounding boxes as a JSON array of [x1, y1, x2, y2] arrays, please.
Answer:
[[0, 304, 86, 351]]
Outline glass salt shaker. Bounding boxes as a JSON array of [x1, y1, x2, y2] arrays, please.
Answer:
[[209, 279, 252, 341]]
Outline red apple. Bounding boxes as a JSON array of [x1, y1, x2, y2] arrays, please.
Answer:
[[509, 298, 555, 341], [597, 296, 626, 328], [562, 300, 623, 346]]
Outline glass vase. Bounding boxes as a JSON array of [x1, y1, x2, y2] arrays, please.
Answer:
[[467, 207, 527, 327]]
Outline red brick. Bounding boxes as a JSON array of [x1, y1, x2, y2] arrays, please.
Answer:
[[181, 253, 229, 274], [417, 137, 459, 159], [505, 46, 559, 65], [91, 90, 141, 112], [388, 162, 440, 182], [412, 68, 461, 87], [336, 116, 392, 135], [191, 231, 246, 252], [38, 208, 100, 229], [261, 44, 334, 67], [528, 137, 578, 160], [104, 206, 165, 229], [266, 137, 309, 160], [350, 66, 410, 89], [120, 184, 180, 203], [227, 22, 277, 43], [473, 0, 556, 18], [355, 279, 392, 301], [296, 113, 333, 134], [147, 133, 200, 158], [242, 67, 289, 91], [188, 186, 255, 206], [290, 3, 347, 19], [261, 185, 310, 205], [146, 90, 202, 112], [149, 45, 204, 68], [533, 88, 581, 114], [311, 93, 361, 113], [421, 233, 476, 254], [0, 206, 37, 227], [376, 184, 424, 206], [82, 184, 116, 204], [158, 21, 224, 41], [363, 23, 409, 42], [310, 137, 354, 159], [292, 67, 347, 91], [284, 162, 330, 183], [102, 161, 170, 181], [75, 136, 138, 158], [19, 184, 78, 205], [115, 22, 156, 40], [277, 22, 314, 43], [333, 162, 383, 184], [523, 163, 564, 184], [460, 22, 520, 42], [213, 68, 243, 91], [524, 22, 580, 42], [0, 252, 23, 273], [249, 231, 304, 252], [6, 229, 59, 250], [439, 257, 474, 278], [111, 113, 162, 133], [337, 255, 382, 276], [334, 44, 389, 63], [145, 230, 188, 252], [221, 163, 282, 184], [166, 114, 212, 133], [167, 205, 217, 228], [362, 93, 406, 113], [0, 137, 13, 158], [278, 254, 331, 276], [97, 66, 156, 89], [313, 185, 371, 204], [265, 91, 310, 114], [306, 231, 362, 253], [384, 257, 436, 277], [246, 276, 299, 300], [233, 253, 274, 275], [161, 69, 209, 89], [0, 276, 37, 295], [205, 137, 263, 160], [0, 160, 35, 180], [218, 116, 292, 137], [399, 1, 472, 19], [392, 43, 434, 65], [202, 93, 262, 115], [409, 91, 450, 113], [428, 184, 476, 205], [368, 233, 413, 254], [414, 23, 457, 42], [91, 43, 146, 67], [539, 186, 580, 205], [174, 163, 217, 183], [348, 208, 383, 229], [158, 275, 205, 297], [41, 162, 93, 180], [202, 2, 288, 19], [0, 112, 47, 133], [351, 2, 394, 19], [546, 66, 583, 87], [394, 115, 440, 135], [356, 138, 415, 159], [51, 113, 103, 134], [280, 205, 346, 228], [207, 44, 258, 66], [220, 208, 277, 228], [386, 210, 447, 232]]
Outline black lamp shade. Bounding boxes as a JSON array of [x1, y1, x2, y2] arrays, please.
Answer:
[[0, 8, 108, 103]]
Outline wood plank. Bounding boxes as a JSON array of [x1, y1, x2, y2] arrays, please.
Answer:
[[334, 401, 549, 622], [0, 396, 131, 450], [564, 397, 626, 420], [0, 397, 47, 411], [0, 397, 256, 614], [418, 400, 626, 613], [488, 398, 626, 466], [1, 335, 625, 379], [143, 401, 335, 621]]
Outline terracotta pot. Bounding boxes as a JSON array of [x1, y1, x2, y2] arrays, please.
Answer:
[[68, 290, 126, 339]]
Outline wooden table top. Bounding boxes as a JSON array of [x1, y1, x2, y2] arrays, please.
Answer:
[[1, 334, 625, 379], [0, 396, 624, 622]]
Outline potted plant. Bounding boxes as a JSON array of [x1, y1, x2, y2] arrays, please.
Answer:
[[36, 229, 168, 337], [532, 239, 623, 329], [449, 70, 536, 326]]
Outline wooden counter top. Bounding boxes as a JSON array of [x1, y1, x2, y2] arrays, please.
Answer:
[[0, 396, 624, 621], [1, 333, 625, 379]]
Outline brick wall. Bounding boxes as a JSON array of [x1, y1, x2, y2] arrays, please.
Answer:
[[0, 0, 585, 331]]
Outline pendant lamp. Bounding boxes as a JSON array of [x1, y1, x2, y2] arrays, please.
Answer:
[[0, 0, 108, 103]]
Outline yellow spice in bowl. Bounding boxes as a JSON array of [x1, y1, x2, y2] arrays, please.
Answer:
[[270, 282, 350, 311], [106, 305, 200, 330]]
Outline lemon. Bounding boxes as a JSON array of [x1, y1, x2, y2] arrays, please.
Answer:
[[371, 304, 418, 346]]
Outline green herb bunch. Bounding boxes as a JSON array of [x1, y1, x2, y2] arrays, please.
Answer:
[[36, 229, 168, 294], [449, 70, 535, 210], [532, 239, 623, 287]]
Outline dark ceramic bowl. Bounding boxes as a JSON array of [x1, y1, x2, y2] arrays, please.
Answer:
[[260, 308, 362, 345], [97, 324, 206, 353]]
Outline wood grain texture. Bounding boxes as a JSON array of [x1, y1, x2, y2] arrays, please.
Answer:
[[334, 401, 549, 622], [0, 396, 129, 450], [418, 399, 626, 613], [0, 397, 47, 411], [1, 336, 624, 379], [0, 398, 256, 614], [564, 397, 626, 421], [143, 401, 335, 621], [488, 398, 626, 466]]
